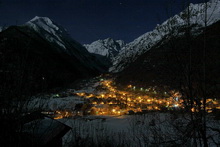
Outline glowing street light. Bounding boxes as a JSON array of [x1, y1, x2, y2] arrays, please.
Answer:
[[174, 104, 179, 107]]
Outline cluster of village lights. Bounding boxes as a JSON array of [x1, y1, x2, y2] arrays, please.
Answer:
[[74, 79, 184, 115], [49, 78, 220, 119], [74, 79, 220, 116]]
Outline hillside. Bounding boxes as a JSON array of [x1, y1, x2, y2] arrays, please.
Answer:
[[115, 21, 220, 97]]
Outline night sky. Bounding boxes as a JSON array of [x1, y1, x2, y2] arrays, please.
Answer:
[[0, 0, 208, 44]]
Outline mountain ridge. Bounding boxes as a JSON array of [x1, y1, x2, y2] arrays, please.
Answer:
[[110, 0, 220, 73]]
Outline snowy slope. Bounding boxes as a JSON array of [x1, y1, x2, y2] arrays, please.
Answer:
[[27, 96, 84, 111], [0, 26, 7, 33], [110, 0, 220, 73], [26, 16, 69, 49], [84, 38, 125, 61]]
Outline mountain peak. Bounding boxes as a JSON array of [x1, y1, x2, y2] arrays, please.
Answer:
[[30, 16, 51, 22], [27, 16, 60, 31], [29, 16, 55, 27], [25, 16, 69, 49], [105, 37, 113, 41], [84, 38, 125, 61]]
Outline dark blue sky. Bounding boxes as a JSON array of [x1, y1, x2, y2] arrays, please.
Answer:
[[0, 0, 207, 44]]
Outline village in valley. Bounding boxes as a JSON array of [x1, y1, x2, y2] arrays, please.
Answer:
[[1, 0, 220, 146], [37, 75, 220, 120]]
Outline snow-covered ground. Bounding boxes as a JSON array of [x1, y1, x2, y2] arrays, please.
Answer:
[[26, 77, 102, 111], [26, 96, 84, 111], [60, 113, 220, 147]]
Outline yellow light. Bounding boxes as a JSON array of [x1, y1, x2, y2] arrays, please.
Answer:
[[112, 109, 116, 112], [78, 93, 85, 96], [54, 115, 63, 119]]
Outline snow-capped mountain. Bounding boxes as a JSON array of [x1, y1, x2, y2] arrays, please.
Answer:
[[25, 16, 78, 51], [24, 16, 108, 72], [84, 38, 125, 61], [110, 0, 220, 73], [0, 26, 7, 32]]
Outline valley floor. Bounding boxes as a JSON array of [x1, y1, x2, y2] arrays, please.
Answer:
[[59, 113, 220, 147], [26, 75, 220, 147]]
